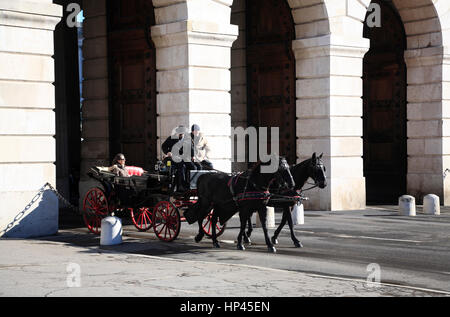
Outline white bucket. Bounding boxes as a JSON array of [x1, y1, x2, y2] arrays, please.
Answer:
[[100, 216, 123, 246], [292, 203, 304, 225]]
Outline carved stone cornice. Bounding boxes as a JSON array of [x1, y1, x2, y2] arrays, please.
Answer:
[[0, 0, 62, 30]]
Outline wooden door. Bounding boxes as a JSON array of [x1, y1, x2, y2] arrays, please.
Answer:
[[246, 0, 296, 164], [108, 0, 156, 169], [363, 0, 407, 204]]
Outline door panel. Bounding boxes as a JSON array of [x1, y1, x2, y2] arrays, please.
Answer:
[[246, 0, 296, 164], [108, 0, 156, 169], [363, 0, 407, 204]]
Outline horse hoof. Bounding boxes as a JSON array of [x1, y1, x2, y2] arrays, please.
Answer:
[[243, 237, 252, 245], [195, 234, 203, 243], [237, 244, 245, 251], [213, 242, 221, 248], [268, 246, 277, 253], [294, 241, 303, 248], [271, 237, 279, 245]]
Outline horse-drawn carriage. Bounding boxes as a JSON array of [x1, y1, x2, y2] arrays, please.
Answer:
[[82, 153, 326, 251], [82, 162, 225, 242]]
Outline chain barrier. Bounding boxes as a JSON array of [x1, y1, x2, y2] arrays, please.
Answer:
[[44, 182, 81, 214], [0, 183, 85, 237], [444, 169, 450, 179]]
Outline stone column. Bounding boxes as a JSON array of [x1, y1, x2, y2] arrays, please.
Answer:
[[230, 0, 247, 172], [78, 0, 110, 206], [405, 46, 450, 204], [0, 0, 62, 237], [152, 0, 238, 173], [294, 34, 369, 210]]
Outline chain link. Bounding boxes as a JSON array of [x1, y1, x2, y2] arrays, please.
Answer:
[[44, 182, 81, 214], [444, 169, 450, 179]]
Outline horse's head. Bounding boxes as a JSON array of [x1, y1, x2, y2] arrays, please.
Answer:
[[257, 155, 295, 190], [308, 152, 327, 189]]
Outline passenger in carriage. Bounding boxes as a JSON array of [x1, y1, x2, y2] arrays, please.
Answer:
[[161, 125, 198, 192], [108, 153, 130, 177]]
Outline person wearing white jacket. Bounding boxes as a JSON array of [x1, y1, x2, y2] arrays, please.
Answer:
[[190, 124, 213, 170]]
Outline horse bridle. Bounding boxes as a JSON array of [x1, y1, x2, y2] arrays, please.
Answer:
[[302, 159, 326, 192]]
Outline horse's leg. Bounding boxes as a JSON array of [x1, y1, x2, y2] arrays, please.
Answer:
[[194, 218, 205, 243], [193, 202, 209, 243], [246, 217, 253, 237], [243, 217, 252, 245], [286, 206, 303, 248], [271, 207, 288, 245], [258, 207, 276, 253], [236, 211, 248, 251], [211, 210, 220, 248]]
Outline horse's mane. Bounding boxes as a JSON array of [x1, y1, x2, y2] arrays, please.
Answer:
[[290, 157, 313, 190]]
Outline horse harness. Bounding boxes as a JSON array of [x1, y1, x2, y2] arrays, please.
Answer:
[[227, 171, 272, 206]]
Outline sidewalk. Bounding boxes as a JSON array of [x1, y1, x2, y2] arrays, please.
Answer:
[[0, 229, 444, 297]]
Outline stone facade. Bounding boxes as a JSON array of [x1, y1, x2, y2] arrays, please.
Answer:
[[1, 0, 450, 237], [78, 0, 450, 210], [0, 0, 62, 237]]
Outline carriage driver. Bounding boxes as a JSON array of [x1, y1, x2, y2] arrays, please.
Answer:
[[161, 125, 198, 192]]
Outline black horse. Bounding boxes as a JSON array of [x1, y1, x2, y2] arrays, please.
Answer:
[[184, 156, 295, 253], [245, 152, 327, 248]]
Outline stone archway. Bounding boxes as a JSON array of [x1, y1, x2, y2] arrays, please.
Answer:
[[363, 0, 408, 204], [230, 0, 330, 171], [246, 0, 297, 164], [354, 0, 446, 204], [107, 0, 157, 169], [291, 0, 448, 209]]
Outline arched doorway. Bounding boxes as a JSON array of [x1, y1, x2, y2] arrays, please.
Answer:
[[246, 0, 296, 164], [363, 0, 407, 204], [107, 0, 157, 169]]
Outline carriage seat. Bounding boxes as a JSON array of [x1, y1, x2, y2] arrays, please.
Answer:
[[126, 166, 145, 176], [92, 165, 144, 177]]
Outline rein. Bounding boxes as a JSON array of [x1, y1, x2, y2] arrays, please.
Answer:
[[301, 181, 319, 192], [227, 168, 275, 204]]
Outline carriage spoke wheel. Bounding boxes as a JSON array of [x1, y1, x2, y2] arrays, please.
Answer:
[[82, 187, 109, 235], [131, 207, 153, 232], [152, 201, 180, 242], [202, 210, 226, 238]]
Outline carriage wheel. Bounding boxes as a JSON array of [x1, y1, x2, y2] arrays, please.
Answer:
[[130, 207, 153, 232], [202, 210, 226, 238], [152, 201, 180, 242], [82, 187, 109, 235]]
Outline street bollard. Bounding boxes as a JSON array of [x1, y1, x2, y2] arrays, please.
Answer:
[[423, 194, 440, 215], [100, 216, 123, 246], [398, 195, 416, 216], [255, 206, 275, 228], [292, 202, 304, 225]]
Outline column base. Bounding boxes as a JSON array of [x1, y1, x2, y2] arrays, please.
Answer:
[[303, 177, 366, 211]]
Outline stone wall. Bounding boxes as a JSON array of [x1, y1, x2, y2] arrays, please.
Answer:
[[0, 0, 62, 237]]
